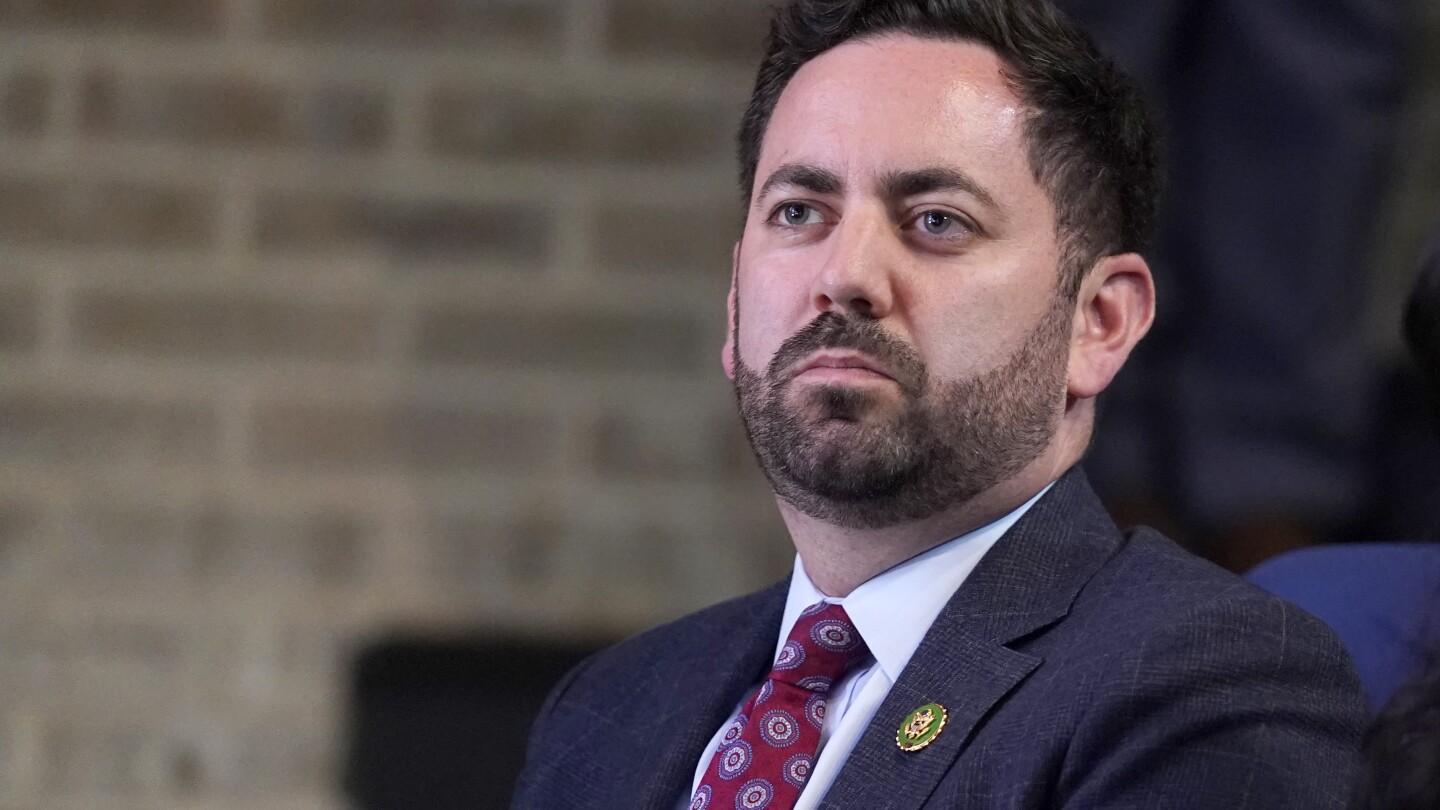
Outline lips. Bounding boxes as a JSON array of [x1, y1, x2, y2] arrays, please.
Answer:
[[791, 350, 897, 383], [764, 312, 924, 398]]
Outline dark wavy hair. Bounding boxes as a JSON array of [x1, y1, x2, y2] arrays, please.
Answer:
[[737, 0, 1161, 297]]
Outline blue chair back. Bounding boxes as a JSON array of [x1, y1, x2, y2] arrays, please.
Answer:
[[1246, 544, 1440, 712]]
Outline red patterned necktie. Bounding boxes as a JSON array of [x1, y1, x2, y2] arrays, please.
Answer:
[[690, 602, 870, 810]]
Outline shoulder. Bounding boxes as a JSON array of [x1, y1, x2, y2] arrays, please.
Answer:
[[529, 580, 786, 732], [1246, 543, 1440, 708], [1060, 527, 1360, 689], [562, 580, 786, 695], [1082, 527, 1349, 642], [1050, 528, 1366, 808], [513, 582, 787, 808]]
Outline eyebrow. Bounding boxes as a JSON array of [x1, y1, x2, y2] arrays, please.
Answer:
[[879, 167, 1003, 215], [754, 162, 1005, 219], [754, 163, 843, 206]]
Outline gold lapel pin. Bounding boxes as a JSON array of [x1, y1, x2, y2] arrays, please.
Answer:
[[896, 702, 948, 752]]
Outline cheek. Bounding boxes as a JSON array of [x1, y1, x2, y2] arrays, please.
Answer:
[[734, 257, 812, 369], [910, 277, 1050, 377], [735, 289, 788, 371]]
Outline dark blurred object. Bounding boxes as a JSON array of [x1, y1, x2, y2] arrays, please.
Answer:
[[1354, 654, 1440, 810], [1246, 544, 1440, 711], [1055, 0, 1406, 560], [1403, 227, 1440, 428], [1367, 227, 1440, 541], [1347, 225, 1440, 809], [1362, 360, 1440, 543], [344, 635, 603, 810]]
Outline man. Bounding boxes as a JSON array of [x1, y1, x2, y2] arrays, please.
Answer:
[[512, 1, 1366, 808]]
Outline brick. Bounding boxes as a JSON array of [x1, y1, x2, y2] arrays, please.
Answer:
[[70, 503, 370, 584], [415, 306, 703, 373], [69, 617, 190, 664], [593, 201, 739, 275], [437, 510, 682, 605], [67, 506, 188, 577], [719, 409, 765, 482], [4, 615, 199, 707], [250, 401, 552, 473], [0, 175, 215, 249], [255, 191, 550, 266], [0, 0, 223, 33], [725, 508, 798, 587], [41, 722, 161, 792], [425, 85, 732, 166], [286, 511, 366, 584], [201, 508, 368, 584], [272, 623, 343, 683], [588, 520, 679, 597], [606, 0, 769, 65], [0, 500, 42, 568], [81, 70, 388, 152], [1, 67, 49, 135], [37, 717, 329, 794], [72, 288, 384, 362], [200, 724, 331, 793], [428, 510, 561, 588], [261, 0, 566, 51], [595, 406, 768, 485], [0, 282, 39, 352], [0, 391, 215, 463], [593, 407, 715, 481]]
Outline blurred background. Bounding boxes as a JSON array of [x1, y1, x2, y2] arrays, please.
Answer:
[[0, 1, 1436, 808]]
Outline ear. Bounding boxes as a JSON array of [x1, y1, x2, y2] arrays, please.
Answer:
[[721, 241, 740, 380], [1067, 252, 1154, 400]]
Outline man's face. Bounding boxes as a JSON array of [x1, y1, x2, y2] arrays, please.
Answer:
[[730, 34, 1074, 529]]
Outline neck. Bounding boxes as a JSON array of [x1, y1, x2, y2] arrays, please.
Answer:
[[782, 421, 1088, 597]]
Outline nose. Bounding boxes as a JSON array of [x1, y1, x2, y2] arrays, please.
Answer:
[[811, 209, 896, 319]]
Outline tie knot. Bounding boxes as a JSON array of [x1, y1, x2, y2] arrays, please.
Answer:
[[770, 602, 869, 692]]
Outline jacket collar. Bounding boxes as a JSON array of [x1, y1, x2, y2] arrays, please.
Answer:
[[817, 466, 1124, 809]]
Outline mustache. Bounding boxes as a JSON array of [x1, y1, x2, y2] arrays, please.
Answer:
[[766, 312, 927, 397]]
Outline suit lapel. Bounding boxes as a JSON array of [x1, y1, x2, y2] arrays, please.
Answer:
[[818, 623, 1041, 810], [819, 468, 1125, 809], [633, 582, 788, 810]]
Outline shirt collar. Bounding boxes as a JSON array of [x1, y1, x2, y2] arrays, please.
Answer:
[[776, 482, 1054, 682]]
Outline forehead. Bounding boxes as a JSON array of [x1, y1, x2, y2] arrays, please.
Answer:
[[757, 34, 1040, 205]]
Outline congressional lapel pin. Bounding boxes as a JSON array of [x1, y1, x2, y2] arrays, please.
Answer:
[[896, 702, 948, 752]]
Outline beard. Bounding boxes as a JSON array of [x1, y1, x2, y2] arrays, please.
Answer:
[[732, 297, 1072, 530]]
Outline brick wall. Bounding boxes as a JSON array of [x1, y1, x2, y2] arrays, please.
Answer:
[[0, 1, 789, 807], [2, 1, 1438, 808]]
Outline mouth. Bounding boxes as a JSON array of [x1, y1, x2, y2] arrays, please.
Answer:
[[790, 350, 898, 385]]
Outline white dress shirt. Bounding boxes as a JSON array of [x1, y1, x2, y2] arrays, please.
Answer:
[[678, 483, 1052, 810]]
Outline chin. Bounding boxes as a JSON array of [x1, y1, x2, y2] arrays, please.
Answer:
[[792, 382, 900, 424]]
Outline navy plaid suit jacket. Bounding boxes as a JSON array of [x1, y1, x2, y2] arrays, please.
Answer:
[[512, 468, 1366, 809]]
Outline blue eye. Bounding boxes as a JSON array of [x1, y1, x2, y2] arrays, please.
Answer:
[[776, 202, 820, 226], [921, 211, 955, 234]]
